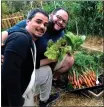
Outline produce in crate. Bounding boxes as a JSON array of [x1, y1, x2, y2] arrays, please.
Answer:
[[68, 52, 103, 90], [68, 70, 97, 89]]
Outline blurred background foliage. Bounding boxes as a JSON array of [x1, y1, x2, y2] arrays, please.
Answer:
[[1, 0, 104, 36]]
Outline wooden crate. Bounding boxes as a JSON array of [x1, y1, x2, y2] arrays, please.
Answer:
[[1, 12, 24, 30]]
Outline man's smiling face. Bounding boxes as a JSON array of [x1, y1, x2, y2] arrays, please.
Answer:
[[26, 12, 49, 39], [51, 9, 68, 31]]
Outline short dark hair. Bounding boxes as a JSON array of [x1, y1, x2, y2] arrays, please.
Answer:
[[52, 8, 69, 17], [27, 8, 49, 20]]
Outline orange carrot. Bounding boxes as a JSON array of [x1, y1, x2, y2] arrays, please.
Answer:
[[81, 74, 91, 87], [79, 77, 83, 85], [77, 79, 81, 89], [89, 74, 96, 82], [84, 75, 92, 87], [73, 70, 77, 86], [73, 85, 77, 89], [87, 75, 95, 86], [81, 75, 88, 85], [91, 71, 96, 79]]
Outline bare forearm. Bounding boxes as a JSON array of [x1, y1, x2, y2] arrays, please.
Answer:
[[2, 31, 8, 43], [55, 66, 69, 73], [54, 55, 74, 73], [40, 58, 56, 66]]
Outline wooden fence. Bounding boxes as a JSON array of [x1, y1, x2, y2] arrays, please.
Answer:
[[1, 12, 24, 30]]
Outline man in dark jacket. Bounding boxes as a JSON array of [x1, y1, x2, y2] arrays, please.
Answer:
[[1, 8, 59, 107]]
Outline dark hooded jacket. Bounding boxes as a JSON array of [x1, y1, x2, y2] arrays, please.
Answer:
[[1, 28, 37, 106]]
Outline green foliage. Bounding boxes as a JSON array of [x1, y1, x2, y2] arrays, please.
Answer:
[[44, 43, 59, 60], [1, 2, 9, 15], [65, 32, 86, 51], [12, 1, 24, 12], [43, 1, 55, 14], [44, 31, 86, 62], [1, 1, 103, 36], [70, 51, 102, 75], [66, 1, 103, 36], [74, 52, 96, 69], [44, 37, 71, 61]]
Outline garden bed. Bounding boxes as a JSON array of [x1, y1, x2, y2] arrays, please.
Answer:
[[52, 36, 104, 106]]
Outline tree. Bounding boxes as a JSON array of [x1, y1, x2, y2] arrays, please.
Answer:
[[1, 2, 9, 15]]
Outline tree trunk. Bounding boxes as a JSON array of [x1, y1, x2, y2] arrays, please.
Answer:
[[54, 1, 56, 9], [76, 19, 78, 36], [30, 1, 33, 9], [40, 1, 43, 9]]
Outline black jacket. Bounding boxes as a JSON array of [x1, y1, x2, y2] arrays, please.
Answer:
[[1, 29, 35, 106]]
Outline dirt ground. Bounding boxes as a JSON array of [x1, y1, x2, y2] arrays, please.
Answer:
[[51, 87, 104, 106], [34, 86, 104, 107], [81, 36, 104, 52]]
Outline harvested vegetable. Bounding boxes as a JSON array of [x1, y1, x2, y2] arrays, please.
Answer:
[[68, 70, 97, 89], [44, 37, 71, 60], [65, 32, 86, 51], [68, 51, 102, 90]]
